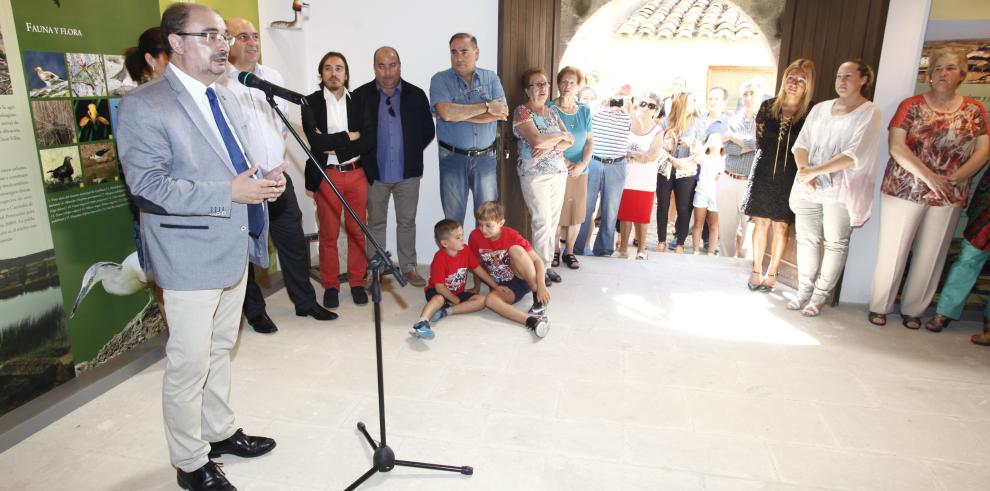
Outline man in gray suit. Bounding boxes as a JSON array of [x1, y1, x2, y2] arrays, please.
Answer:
[[117, 5, 282, 490]]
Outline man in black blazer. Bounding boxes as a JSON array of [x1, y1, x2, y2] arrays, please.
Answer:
[[352, 46, 436, 287], [301, 51, 373, 308]]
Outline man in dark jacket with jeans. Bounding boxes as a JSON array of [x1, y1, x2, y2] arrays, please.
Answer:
[[353, 46, 436, 286]]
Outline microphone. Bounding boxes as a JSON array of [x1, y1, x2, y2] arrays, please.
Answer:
[[238, 71, 308, 106]]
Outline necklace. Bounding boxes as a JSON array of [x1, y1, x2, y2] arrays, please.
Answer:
[[772, 116, 793, 179]]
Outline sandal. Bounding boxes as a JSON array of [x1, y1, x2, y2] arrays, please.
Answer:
[[636, 251, 647, 260], [562, 253, 580, 270], [758, 273, 777, 293], [971, 318, 990, 346], [656, 242, 667, 252], [552, 251, 561, 268], [747, 270, 762, 291], [901, 315, 922, 330], [867, 311, 887, 327], [801, 294, 828, 317], [787, 293, 811, 310], [924, 314, 951, 332], [546, 270, 562, 283]]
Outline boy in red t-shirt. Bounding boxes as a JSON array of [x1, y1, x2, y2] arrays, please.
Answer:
[[470, 201, 551, 337], [411, 219, 498, 339]]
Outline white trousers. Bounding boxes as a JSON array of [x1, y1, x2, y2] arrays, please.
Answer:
[[791, 196, 853, 298], [868, 194, 962, 317], [520, 172, 568, 266], [716, 176, 750, 257], [162, 263, 248, 472]]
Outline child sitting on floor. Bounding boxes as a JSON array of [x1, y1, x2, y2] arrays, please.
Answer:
[[410, 219, 497, 340], [469, 201, 551, 338]]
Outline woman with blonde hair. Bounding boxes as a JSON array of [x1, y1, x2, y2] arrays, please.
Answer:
[[788, 60, 884, 316], [869, 48, 989, 328], [741, 58, 815, 290], [656, 91, 705, 253], [549, 66, 594, 270]]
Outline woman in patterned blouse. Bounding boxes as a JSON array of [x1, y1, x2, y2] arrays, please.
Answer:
[[868, 49, 990, 328], [512, 68, 574, 285]]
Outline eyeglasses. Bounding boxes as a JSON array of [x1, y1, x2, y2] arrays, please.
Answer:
[[638, 101, 658, 110], [385, 96, 395, 117], [176, 31, 233, 45], [234, 33, 261, 43], [527, 82, 549, 89]]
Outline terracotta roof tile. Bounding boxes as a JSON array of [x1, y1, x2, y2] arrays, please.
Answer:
[[617, 0, 759, 40]]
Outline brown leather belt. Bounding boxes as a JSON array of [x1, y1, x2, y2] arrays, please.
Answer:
[[725, 171, 748, 180]]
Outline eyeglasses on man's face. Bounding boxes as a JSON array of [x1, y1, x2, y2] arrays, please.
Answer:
[[177, 31, 233, 45]]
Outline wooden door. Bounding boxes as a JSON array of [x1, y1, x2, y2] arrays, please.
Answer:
[[773, 0, 890, 295], [497, 0, 562, 235]]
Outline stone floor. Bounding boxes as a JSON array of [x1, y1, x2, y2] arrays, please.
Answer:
[[2, 248, 990, 490]]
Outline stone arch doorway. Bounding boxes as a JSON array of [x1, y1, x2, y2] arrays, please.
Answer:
[[558, 0, 783, 105]]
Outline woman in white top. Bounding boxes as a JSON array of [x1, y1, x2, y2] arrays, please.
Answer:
[[617, 92, 665, 259], [788, 60, 885, 316]]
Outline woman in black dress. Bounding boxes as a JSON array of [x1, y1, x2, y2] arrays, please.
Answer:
[[742, 58, 816, 291]]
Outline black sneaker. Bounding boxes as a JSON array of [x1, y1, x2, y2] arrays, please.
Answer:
[[351, 286, 369, 305], [323, 288, 339, 309], [528, 293, 545, 316], [525, 315, 550, 338]]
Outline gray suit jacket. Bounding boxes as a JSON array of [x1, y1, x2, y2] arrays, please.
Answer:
[[118, 66, 269, 291]]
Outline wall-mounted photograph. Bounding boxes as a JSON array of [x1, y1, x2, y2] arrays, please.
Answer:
[[39, 146, 83, 192], [23, 51, 68, 98], [67, 52, 107, 98], [79, 143, 119, 185], [0, 25, 12, 95], [103, 54, 136, 96], [31, 99, 76, 147], [74, 98, 112, 143]]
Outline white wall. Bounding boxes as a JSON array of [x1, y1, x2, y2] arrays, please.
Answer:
[[257, 0, 500, 265], [840, 0, 932, 304]]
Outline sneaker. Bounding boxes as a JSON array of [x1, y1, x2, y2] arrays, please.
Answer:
[[526, 315, 550, 338], [409, 320, 435, 340], [429, 306, 449, 324], [528, 300, 545, 316]]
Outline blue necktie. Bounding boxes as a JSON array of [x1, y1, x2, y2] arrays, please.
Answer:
[[205, 87, 264, 238]]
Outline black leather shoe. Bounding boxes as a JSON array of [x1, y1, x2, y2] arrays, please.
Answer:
[[177, 461, 236, 491], [351, 286, 369, 305], [208, 428, 276, 459], [247, 313, 278, 334], [323, 288, 339, 309], [297, 304, 338, 321]]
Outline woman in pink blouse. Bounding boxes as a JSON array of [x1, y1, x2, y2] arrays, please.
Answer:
[[868, 49, 990, 328]]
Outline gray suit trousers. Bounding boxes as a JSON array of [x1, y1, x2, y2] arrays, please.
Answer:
[[366, 177, 421, 270]]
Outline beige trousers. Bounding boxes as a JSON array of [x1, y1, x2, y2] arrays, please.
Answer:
[[869, 194, 962, 317], [162, 263, 248, 472], [520, 172, 568, 267], [716, 176, 750, 257]]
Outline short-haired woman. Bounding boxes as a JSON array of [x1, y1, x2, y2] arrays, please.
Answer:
[[549, 66, 594, 270], [618, 92, 665, 259], [656, 92, 705, 253], [513, 68, 574, 285], [741, 58, 816, 290], [869, 49, 990, 328], [789, 60, 884, 316]]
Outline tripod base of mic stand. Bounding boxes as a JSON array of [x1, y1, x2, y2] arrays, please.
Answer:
[[345, 422, 473, 490]]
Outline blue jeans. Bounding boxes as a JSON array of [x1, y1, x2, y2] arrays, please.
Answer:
[[575, 159, 626, 256], [936, 239, 990, 319], [438, 147, 498, 225]]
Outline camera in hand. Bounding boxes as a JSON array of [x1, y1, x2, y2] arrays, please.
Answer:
[[609, 98, 624, 107]]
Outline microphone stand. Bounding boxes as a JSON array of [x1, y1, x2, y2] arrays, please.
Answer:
[[261, 92, 473, 490]]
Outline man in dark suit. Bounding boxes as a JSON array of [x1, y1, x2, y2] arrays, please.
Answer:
[[117, 5, 280, 490], [301, 51, 372, 308], [352, 46, 435, 287]]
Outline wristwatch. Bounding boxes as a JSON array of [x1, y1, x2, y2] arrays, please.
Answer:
[[484, 101, 490, 113]]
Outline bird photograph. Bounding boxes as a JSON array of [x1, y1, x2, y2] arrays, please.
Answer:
[[31, 99, 75, 147], [70, 251, 150, 319], [67, 52, 107, 97], [39, 146, 82, 191], [80, 143, 120, 184], [103, 54, 137, 96], [0, 27, 12, 95], [270, 0, 308, 29], [24, 51, 69, 97]]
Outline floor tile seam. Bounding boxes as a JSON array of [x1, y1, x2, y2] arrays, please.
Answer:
[[763, 439, 981, 468]]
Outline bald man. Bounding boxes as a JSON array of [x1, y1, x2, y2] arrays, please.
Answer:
[[352, 46, 435, 286], [224, 17, 336, 332]]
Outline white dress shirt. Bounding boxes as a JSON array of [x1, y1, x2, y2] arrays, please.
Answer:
[[225, 63, 287, 172], [169, 63, 251, 167], [323, 86, 358, 165]]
